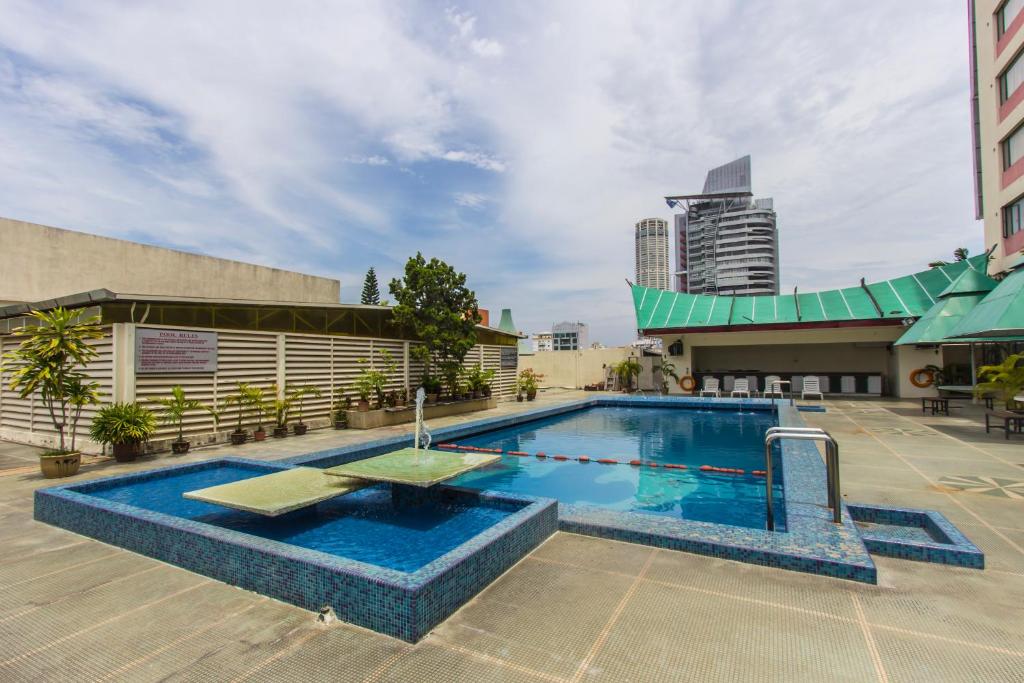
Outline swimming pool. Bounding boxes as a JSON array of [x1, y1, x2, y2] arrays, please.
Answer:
[[448, 406, 784, 530], [89, 464, 526, 572]]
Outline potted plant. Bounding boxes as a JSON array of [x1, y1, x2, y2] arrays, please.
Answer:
[[332, 392, 350, 429], [396, 388, 408, 407], [149, 385, 218, 454], [224, 382, 253, 445], [288, 385, 322, 435], [267, 385, 293, 438], [657, 357, 679, 395], [976, 353, 1024, 409], [89, 402, 156, 462], [354, 373, 374, 411], [514, 379, 524, 402], [518, 368, 542, 401], [479, 368, 496, 398], [422, 376, 442, 404], [245, 385, 269, 441], [354, 350, 392, 410], [2, 307, 103, 477], [613, 359, 642, 393]]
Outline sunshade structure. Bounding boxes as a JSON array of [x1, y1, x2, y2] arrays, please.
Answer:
[[894, 268, 998, 346], [947, 266, 1024, 339], [633, 256, 987, 334]]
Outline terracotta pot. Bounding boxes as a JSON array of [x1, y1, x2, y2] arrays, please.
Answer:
[[112, 442, 141, 462], [230, 431, 248, 445], [426, 393, 438, 404], [171, 440, 190, 455], [40, 451, 81, 479], [357, 400, 370, 412], [253, 429, 267, 442], [273, 426, 289, 438], [526, 389, 537, 401], [293, 423, 308, 436]]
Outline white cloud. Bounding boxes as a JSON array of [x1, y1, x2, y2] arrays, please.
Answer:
[[0, 1, 978, 344], [454, 192, 488, 208]]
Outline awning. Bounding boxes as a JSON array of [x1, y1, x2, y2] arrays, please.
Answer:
[[947, 267, 1024, 339], [894, 268, 997, 345]]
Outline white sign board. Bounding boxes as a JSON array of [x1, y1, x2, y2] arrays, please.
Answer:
[[136, 328, 218, 374]]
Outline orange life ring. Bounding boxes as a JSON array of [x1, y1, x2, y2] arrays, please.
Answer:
[[909, 368, 935, 389], [679, 375, 697, 392]]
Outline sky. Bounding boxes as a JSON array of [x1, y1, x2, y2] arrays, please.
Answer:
[[0, 1, 980, 345]]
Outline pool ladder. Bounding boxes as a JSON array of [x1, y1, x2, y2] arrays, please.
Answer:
[[763, 427, 840, 531]]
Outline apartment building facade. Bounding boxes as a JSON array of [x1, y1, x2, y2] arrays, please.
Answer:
[[634, 218, 671, 290]]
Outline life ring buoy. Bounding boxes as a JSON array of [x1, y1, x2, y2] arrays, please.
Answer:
[[679, 375, 697, 392], [909, 368, 935, 389]]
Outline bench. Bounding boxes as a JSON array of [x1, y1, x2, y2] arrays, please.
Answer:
[[985, 411, 1024, 440], [921, 397, 950, 416]]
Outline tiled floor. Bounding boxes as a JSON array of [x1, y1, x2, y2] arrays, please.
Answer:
[[1, 394, 1023, 681]]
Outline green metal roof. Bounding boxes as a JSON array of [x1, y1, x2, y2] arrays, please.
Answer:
[[894, 269, 999, 346], [947, 266, 1024, 339], [633, 256, 988, 332]]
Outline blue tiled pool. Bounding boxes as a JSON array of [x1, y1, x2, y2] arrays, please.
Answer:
[[448, 406, 784, 530], [90, 464, 525, 572]]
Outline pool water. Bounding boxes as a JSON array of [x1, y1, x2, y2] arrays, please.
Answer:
[[90, 465, 520, 573], [450, 406, 784, 530]]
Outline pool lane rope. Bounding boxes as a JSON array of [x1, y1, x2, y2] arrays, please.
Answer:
[[436, 443, 763, 476]]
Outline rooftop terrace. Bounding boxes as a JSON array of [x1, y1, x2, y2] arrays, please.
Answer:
[[1, 391, 1022, 680]]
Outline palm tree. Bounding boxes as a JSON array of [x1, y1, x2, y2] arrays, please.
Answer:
[[65, 375, 101, 452], [613, 359, 643, 392], [149, 385, 218, 445], [975, 353, 1024, 408], [2, 308, 103, 452]]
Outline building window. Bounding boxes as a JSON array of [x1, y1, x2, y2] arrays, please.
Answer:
[[1004, 195, 1024, 237], [999, 0, 1024, 38], [1001, 51, 1024, 104], [1003, 124, 1024, 170]]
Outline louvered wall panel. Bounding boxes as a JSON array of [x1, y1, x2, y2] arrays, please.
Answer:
[[0, 328, 114, 442], [214, 331, 279, 431], [283, 334, 334, 421], [482, 345, 517, 398]]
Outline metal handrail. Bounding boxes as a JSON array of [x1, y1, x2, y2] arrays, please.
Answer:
[[768, 380, 794, 406], [763, 428, 840, 531]]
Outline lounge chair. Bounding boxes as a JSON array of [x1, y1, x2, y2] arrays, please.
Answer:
[[731, 378, 750, 398], [763, 375, 783, 398], [802, 376, 824, 401], [699, 377, 720, 397]]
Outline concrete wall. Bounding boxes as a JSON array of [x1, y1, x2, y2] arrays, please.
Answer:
[[520, 347, 637, 389], [654, 325, 938, 397], [0, 217, 340, 304]]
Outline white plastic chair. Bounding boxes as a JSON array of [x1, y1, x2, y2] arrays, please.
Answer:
[[763, 375, 783, 398], [699, 377, 720, 397], [731, 378, 750, 398], [802, 375, 824, 401]]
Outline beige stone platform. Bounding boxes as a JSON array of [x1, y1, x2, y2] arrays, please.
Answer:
[[323, 448, 499, 487], [183, 467, 369, 516]]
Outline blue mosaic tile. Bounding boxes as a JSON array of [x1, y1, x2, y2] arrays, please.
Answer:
[[847, 503, 984, 569], [34, 459, 557, 642]]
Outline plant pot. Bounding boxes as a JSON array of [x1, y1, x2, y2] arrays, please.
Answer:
[[112, 442, 141, 462], [333, 419, 348, 430], [171, 440, 191, 455], [273, 426, 289, 438], [472, 391, 482, 399], [230, 430, 248, 446], [357, 400, 370, 412], [293, 423, 308, 436], [40, 451, 81, 479], [426, 393, 438, 404], [526, 389, 537, 401], [516, 394, 524, 402], [254, 429, 267, 442]]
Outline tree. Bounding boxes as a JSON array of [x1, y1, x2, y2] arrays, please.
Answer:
[[361, 267, 381, 305], [389, 253, 481, 394], [929, 247, 970, 268], [975, 353, 1024, 408], [2, 308, 103, 452]]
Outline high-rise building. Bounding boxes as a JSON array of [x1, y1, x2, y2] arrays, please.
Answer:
[[969, 0, 1024, 276], [551, 321, 588, 350], [666, 156, 779, 296], [634, 218, 671, 290]]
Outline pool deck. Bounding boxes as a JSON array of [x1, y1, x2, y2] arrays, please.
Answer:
[[1, 391, 1023, 680]]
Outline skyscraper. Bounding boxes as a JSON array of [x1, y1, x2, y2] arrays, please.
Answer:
[[634, 217, 671, 290], [667, 155, 779, 296]]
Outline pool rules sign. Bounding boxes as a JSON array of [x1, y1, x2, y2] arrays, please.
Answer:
[[135, 328, 218, 374]]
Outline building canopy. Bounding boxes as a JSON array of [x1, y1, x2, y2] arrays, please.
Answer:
[[633, 256, 987, 334], [947, 266, 1024, 339], [893, 268, 998, 346]]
